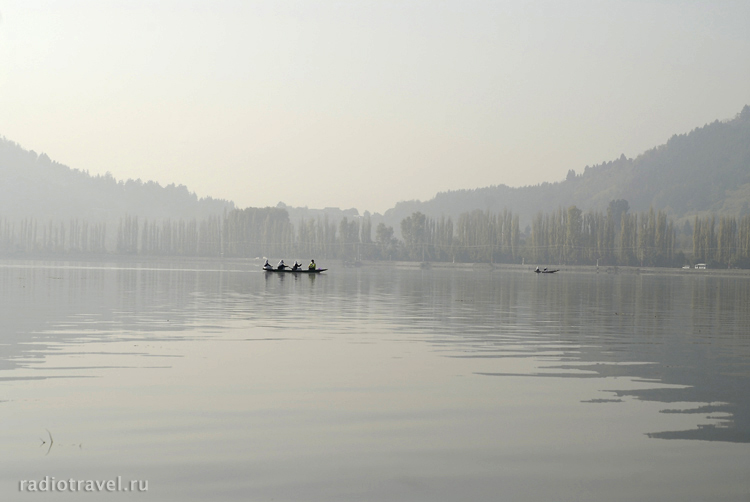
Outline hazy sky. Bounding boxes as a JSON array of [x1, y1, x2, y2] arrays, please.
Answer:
[[1, 1, 749, 214]]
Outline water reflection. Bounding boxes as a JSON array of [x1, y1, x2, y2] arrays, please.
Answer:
[[2, 261, 750, 449], [3, 260, 750, 502], [255, 266, 750, 443], [462, 271, 750, 442]]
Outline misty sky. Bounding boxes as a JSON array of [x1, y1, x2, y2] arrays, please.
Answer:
[[1, 0, 749, 214]]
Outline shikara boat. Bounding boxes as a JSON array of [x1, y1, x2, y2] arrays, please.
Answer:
[[534, 268, 559, 274], [263, 267, 327, 274]]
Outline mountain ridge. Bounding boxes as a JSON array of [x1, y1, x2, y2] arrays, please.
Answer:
[[0, 137, 233, 223], [378, 104, 750, 231], [2, 105, 748, 232]]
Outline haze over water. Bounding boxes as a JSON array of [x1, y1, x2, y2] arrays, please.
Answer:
[[1, 260, 749, 501]]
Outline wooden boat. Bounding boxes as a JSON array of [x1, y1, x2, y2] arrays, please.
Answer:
[[535, 268, 559, 274], [263, 267, 327, 274]]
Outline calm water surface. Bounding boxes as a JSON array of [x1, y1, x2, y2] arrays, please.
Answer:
[[1, 260, 749, 501]]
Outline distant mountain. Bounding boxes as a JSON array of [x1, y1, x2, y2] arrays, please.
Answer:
[[379, 105, 750, 231], [0, 137, 233, 222], [4, 104, 749, 237]]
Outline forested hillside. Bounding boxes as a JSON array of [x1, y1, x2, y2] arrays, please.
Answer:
[[380, 105, 750, 231], [3, 106, 749, 268], [0, 137, 232, 222]]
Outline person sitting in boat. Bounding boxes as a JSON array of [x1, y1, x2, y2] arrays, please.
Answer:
[[263, 259, 273, 270], [277, 259, 288, 270], [291, 261, 302, 271], [535, 266, 540, 273], [308, 259, 316, 270]]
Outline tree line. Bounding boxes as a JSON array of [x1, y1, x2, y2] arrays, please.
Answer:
[[2, 202, 750, 268], [693, 214, 750, 268], [528, 204, 677, 267]]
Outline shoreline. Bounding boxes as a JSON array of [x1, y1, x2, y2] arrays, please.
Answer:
[[363, 260, 750, 277], [2, 254, 749, 278]]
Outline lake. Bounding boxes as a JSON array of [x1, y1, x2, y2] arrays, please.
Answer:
[[1, 260, 749, 501]]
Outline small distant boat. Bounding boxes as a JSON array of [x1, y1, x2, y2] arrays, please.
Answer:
[[264, 267, 327, 274], [535, 268, 559, 274]]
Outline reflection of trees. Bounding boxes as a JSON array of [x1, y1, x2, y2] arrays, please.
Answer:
[[418, 269, 750, 443], [4, 262, 749, 444], [0, 264, 225, 379], [525, 273, 750, 443]]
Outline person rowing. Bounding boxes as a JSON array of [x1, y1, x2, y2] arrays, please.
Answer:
[[263, 259, 273, 270], [277, 259, 288, 270], [291, 261, 302, 271]]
